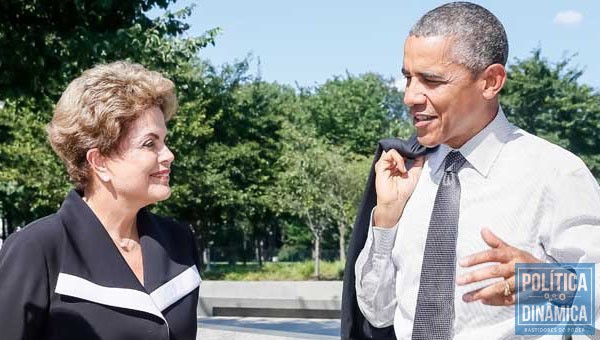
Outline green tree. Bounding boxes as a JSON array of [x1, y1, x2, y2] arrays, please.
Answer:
[[302, 73, 411, 156], [0, 0, 217, 98], [326, 154, 370, 262], [501, 49, 600, 178], [274, 121, 369, 276], [157, 60, 298, 266]]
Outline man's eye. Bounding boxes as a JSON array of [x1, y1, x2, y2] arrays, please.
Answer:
[[424, 78, 443, 84], [143, 141, 155, 148]]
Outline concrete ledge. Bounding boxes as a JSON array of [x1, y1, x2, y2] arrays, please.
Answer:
[[198, 281, 343, 319]]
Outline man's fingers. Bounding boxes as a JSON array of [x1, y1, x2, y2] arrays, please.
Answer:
[[462, 278, 516, 306], [376, 149, 407, 173], [459, 248, 511, 267], [481, 227, 508, 249], [376, 150, 424, 177], [375, 151, 389, 173], [386, 149, 406, 173], [456, 264, 511, 285]]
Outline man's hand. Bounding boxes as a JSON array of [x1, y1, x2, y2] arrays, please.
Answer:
[[457, 228, 542, 305], [373, 150, 424, 228]]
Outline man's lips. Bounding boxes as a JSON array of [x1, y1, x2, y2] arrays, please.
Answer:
[[412, 114, 437, 122], [412, 114, 438, 127]]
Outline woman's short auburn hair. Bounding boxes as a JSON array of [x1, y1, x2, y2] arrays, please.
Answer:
[[46, 61, 177, 191]]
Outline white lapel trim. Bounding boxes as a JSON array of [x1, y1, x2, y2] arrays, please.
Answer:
[[55, 273, 165, 321], [150, 265, 202, 311], [55, 265, 201, 319]]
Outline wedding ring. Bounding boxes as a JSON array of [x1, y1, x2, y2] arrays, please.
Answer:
[[503, 280, 512, 297]]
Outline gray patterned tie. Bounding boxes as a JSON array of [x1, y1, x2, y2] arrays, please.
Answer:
[[412, 151, 467, 340]]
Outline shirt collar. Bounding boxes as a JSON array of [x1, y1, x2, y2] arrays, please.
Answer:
[[428, 107, 516, 177]]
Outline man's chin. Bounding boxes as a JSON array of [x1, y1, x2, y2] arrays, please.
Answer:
[[416, 134, 441, 148]]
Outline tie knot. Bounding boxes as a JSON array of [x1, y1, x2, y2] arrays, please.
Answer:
[[444, 151, 466, 173]]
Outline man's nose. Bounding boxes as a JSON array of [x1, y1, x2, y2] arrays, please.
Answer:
[[403, 80, 427, 107]]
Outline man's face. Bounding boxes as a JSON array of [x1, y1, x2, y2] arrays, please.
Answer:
[[402, 35, 487, 148]]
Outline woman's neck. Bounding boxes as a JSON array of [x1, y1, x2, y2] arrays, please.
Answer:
[[82, 188, 140, 241]]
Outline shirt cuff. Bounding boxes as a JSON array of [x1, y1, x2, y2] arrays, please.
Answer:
[[370, 208, 399, 255]]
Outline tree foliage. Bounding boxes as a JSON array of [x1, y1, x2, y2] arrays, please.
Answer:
[[273, 123, 368, 276], [302, 73, 411, 156], [501, 49, 600, 177]]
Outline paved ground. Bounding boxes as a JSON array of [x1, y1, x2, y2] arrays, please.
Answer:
[[197, 317, 340, 340]]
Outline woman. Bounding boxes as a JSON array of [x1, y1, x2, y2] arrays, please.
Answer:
[[0, 61, 201, 339]]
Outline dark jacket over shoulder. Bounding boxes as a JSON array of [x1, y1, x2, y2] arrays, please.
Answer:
[[341, 137, 434, 339], [0, 190, 201, 340]]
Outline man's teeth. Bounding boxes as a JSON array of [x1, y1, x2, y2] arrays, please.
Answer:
[[414, 115, 436, 122]]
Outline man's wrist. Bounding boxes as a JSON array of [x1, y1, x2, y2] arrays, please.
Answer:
[[374, 204, 404, 228]]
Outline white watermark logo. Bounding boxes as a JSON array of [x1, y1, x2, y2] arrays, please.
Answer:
[[515, 263, 594, 336]]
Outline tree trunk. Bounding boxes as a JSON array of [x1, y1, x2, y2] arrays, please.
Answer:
[[255, 235, 263, 267], [203, 247, 211, 271], [314, 233, 321, 279], [306, 212, 321, 279], [242, 232, 247, 266], [194, 220, 207, 269], [338, 221, 346, 262]]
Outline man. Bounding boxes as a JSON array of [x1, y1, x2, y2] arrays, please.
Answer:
[[342, 2, 600, 339]]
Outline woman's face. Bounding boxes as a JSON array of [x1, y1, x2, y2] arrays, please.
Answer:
[[104, 106, 174, 207]]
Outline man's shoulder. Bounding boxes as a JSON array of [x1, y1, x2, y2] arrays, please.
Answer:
[[506, 129, 587, 174]]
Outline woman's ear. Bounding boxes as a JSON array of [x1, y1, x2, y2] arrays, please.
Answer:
[[481, 64, 507, 100], [86, 148, 110, 183]]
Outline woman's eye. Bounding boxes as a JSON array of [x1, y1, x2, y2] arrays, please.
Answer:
[[143, 141, 155, 148]]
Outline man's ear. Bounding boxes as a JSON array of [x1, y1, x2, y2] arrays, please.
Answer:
[[86, 148, 111, 183], [480, 64, 507, 100]]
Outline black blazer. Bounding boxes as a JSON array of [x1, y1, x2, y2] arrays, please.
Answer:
[[0, 190, 201, 340], [341, 137, 435, 340]]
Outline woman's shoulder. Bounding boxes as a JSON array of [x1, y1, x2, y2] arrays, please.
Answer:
[[143, 211, 199, 265], [2, 214, 64, 253], [147, 212, 191, 233], [0, 214, 64, 276], [144, 211, 195, 244]]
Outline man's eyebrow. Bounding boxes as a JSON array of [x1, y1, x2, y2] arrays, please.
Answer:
[[401, 68, 447, 81], [418, 71, 447, 81]]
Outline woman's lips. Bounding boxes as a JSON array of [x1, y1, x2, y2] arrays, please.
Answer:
[[150, 169, 170, 178]]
